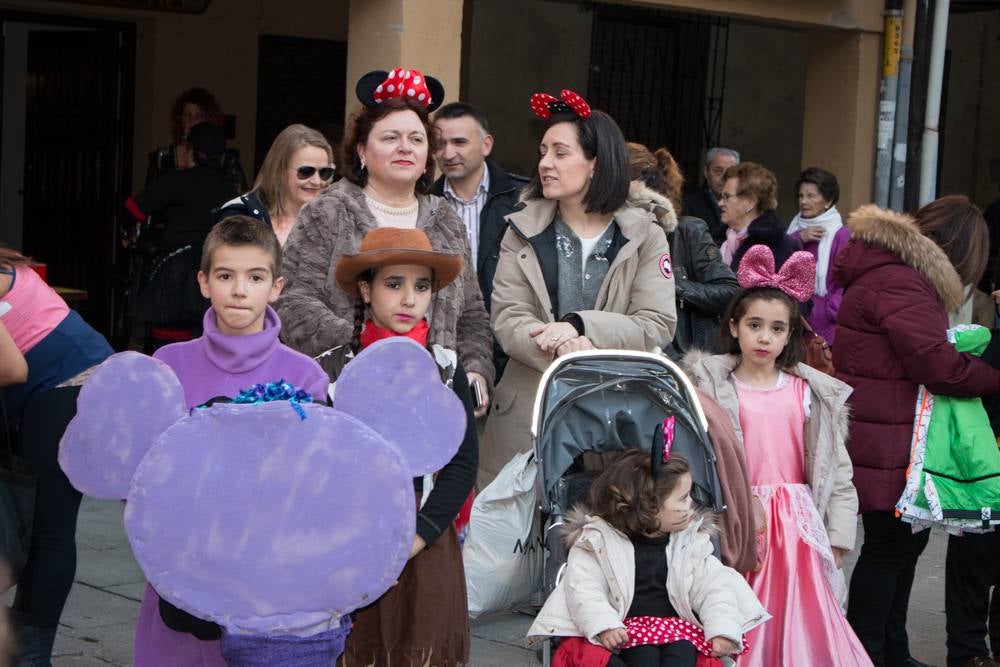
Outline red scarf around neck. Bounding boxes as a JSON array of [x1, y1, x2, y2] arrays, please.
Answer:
[[359, 318, 429, 349]]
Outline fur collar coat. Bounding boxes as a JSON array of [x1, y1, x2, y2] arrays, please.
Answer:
[[527, 507, 769, 650], [832, 204, 1000, 512], [274, 179, 494, 385], [478, 197, 676, 488]]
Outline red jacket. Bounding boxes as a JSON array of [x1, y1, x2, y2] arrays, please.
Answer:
[[832, 205, 1000, 513]]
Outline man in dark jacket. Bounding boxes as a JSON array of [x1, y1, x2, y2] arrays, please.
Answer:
[[432, 102, 526, 385], [432, 102, 526, 312], [682, 147, 740, 246]]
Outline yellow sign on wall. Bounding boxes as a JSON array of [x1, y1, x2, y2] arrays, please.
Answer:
[[884, 16, 902, 77]]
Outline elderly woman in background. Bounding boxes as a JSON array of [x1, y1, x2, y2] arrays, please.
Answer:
[[626, 142, 738, 358], [787, 167, 850, 345], [477, 91, 676, 488], [276, 67, 493, 408], [215, 124, 335, 246], [718, 161, 801, 271]]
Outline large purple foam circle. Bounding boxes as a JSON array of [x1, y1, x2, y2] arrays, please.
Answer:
[[335, 337, 466, 475], [125, 401, 415, 636], [58, 352, 187, 499]]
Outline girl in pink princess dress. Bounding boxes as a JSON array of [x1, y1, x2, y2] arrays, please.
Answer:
[[686, 245, 872, 667]]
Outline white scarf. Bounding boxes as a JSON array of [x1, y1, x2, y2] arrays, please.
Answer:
[[788, 205, 843, 297]]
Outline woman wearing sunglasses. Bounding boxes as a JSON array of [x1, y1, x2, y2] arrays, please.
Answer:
[[216, 123, 335, 246]]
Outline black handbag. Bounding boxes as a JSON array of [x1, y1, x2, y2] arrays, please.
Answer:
[[0, 396, 35, 590]]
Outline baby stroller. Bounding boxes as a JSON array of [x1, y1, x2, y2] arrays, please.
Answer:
[[532, 350, 723, 666]]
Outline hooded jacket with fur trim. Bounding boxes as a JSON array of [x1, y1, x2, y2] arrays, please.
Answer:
[[628, 182, 739, 357], [527, 507, 769, 649], [832, 205, 1000, 513], [478, 197, 676, 488]]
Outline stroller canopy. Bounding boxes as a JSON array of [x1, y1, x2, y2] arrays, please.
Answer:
[[531, 351, 720, 515]]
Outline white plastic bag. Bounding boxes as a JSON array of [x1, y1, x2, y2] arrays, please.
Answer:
[[464, 451, 542, 618]]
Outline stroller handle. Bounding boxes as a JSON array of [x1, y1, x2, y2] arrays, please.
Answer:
[[530, 349, 709, 441]]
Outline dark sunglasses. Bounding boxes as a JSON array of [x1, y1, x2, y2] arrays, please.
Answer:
[[296, 165, 335, 181]]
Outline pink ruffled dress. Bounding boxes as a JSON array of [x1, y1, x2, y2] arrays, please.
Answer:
[[734, 373, 871, 667]]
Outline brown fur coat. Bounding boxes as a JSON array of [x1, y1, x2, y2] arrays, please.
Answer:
[[275, 179, 494, 384]]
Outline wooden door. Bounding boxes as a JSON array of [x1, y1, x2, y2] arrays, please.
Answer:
[[21, 25, 134, 336]]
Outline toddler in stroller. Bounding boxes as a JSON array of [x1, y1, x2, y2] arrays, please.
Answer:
[[526, 350, 764, 666], [527, 448, 768, 667]]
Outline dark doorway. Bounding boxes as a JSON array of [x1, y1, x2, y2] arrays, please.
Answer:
[[584, 3, 728, 185], [254, 35, 347, 174], [1, 14, 135, 338]]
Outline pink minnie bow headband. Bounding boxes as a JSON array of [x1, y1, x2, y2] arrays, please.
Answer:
[[355, 67, 445, 112], [530, 89, 591, 120], [737, 245, 817, 303]]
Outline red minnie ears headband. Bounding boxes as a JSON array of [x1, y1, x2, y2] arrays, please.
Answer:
[[530, 89, 591, 120], [737, 245, 817, 303], [355, 67, 445, 112]]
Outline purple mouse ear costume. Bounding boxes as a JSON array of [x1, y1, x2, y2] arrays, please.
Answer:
[[334, 337, 467, 475], [59, 339, 466, 664], [58, 352, 187, 499]]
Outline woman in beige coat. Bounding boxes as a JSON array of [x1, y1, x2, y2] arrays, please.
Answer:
[[477, 93, 676, 488]]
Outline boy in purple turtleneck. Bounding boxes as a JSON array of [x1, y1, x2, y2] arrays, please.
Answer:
[[133, 215, 328, 666]]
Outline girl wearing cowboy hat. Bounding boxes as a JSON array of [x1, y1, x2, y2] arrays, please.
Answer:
[[276, 67, 494, 426], [333, 226, 477, 667]]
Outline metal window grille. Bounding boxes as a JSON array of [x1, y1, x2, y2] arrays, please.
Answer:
[[584, 2, 728, 183], [254, 35, 347, 174]]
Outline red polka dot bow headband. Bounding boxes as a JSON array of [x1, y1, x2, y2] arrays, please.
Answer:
[[529, 89, 591, 120], [355, 67, 445, 112], [737, 245, 817, 303]]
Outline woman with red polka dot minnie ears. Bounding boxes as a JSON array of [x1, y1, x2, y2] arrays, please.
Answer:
[[477, 90, 678, 489], [527, 449, 769, 666], [277, 68, 490, 666]]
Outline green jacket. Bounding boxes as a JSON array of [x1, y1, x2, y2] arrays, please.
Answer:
[[897, 325, 1000, 532]]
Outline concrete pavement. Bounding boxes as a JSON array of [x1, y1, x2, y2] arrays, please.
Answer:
[[24, 497, 952, 665]]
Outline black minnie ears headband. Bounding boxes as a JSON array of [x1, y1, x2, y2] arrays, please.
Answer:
[[355, 67, 445, 112], [530, 89, 591, 120], [650, 416, 676, 481]]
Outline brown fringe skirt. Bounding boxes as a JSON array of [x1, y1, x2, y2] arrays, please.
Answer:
[[337, 524, 470, 667]]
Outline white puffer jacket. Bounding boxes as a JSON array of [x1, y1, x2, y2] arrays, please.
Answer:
[[527, 509, 769, 648]]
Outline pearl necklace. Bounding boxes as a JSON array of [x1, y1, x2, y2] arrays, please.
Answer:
[[365, 194, 418, 216]]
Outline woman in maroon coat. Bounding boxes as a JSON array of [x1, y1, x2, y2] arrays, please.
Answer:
[[833, 199, 1000, 667]]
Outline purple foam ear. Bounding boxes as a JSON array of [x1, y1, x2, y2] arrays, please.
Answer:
[[58, 352, 187, 499], [125, 402, 415, 636], [334, 337, 466, 475]]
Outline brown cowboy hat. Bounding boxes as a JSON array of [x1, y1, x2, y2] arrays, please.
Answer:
[[335, 227, 462, 294]]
